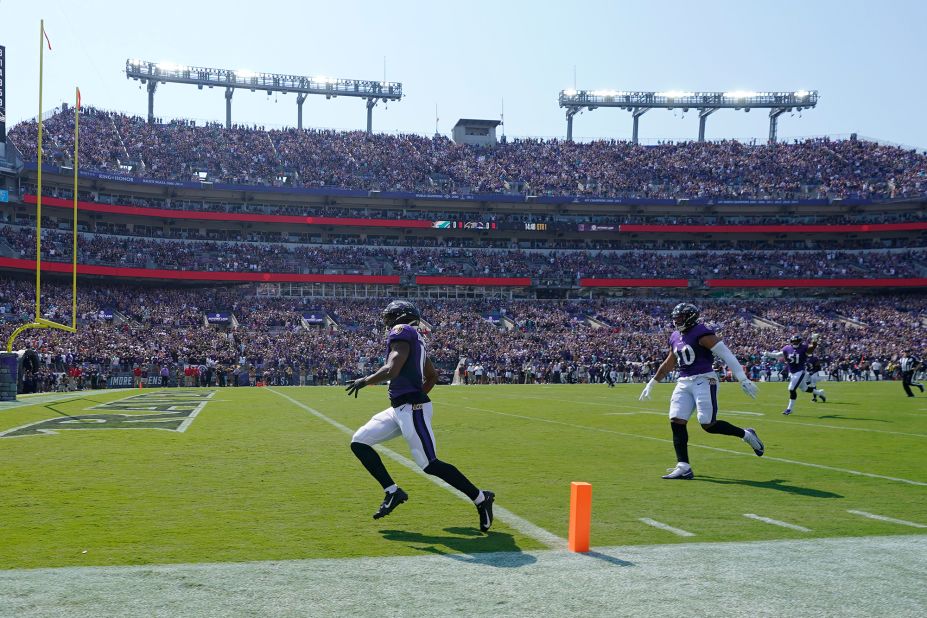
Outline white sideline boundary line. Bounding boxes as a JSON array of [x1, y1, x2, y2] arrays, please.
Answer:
[[266, 388, 567, 550], [743, 514, 811, 532], [450, 403, 927, 487], [639, 518, 695, 537], [847, 510, 927, 529]]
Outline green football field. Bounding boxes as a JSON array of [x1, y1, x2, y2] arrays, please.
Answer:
[[1, 381, 925, 571]]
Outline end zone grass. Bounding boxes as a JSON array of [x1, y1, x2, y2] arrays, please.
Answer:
[[0, 382, 924, 570]]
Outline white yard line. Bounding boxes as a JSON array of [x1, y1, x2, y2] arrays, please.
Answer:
[[0, 389, 136, 411], [638, 518, 695, 537], [266, 388, 567, 550], [743, 513, 811, 532], [846, 510, 927, 529], [450, 404, 927, 487]]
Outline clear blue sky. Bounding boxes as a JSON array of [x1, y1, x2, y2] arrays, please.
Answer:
[[4, 0, 927, 146]]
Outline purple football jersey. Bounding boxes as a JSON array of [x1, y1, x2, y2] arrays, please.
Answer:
[[782, 343, 809, 373], [669, 323, 716, 377], [386, 324, 429, 405]]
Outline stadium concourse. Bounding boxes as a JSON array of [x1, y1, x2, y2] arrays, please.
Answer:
[[1, 105, 926, 394]]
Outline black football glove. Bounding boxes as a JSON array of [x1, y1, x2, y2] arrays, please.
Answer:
[[345, 378, 367, 398]]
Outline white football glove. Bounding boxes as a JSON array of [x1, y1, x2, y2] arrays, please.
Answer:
[[740, 379, 759, 399], [810, 333, 821, 343], [639, 378, 657, 401]]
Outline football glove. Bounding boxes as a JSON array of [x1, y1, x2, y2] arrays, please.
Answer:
[[345, 378, 367, 398], [639, 378, 657, 401], [810, 333, 821, 343], [740, 379, 759, 399]]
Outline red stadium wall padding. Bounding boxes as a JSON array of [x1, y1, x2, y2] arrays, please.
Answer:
[[21, 195, 434, 229], [579, 278, 690, 287], [706, 278, 927, 288], [0, 257, 401, 284], [619, 223, 927, 234], [415, 276, 532, 286]]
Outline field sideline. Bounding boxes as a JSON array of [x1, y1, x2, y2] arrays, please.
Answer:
[[1, 382, 925, 615]]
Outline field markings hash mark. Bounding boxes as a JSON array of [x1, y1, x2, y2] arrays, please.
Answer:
[[846, 510, 927, 529], [638, 518, 695, 537], [743, 514, 811, 532], [450, 404, 927, 487], [266, 388, 567, 549]]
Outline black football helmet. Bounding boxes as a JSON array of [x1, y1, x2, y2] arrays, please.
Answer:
[[671, 303, 699, 331], [790, 335, 803, 345], [382, 300, 421, 329]]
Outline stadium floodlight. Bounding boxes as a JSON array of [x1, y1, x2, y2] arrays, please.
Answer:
[[656, 91, 695, 99], [156, 61, 184, 72], [126, 59, 402, 132], [558, 89, 818, 143], [723, 90, 759, 99]]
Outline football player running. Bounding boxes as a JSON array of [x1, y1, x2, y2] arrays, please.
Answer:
[[805, 355, 826, 403], [640, 303, 764, 480], [771, 334, 823, 415], [346, 300, 495, 532]]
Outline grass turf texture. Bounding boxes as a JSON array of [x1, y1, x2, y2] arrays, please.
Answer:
[[0, 382, 924, 570]]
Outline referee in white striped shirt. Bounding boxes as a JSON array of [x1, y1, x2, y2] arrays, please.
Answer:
[[899, 351, 924, 397]]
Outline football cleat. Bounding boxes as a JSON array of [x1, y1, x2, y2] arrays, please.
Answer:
[[782, 409, 792, 416], [818, 391, 826, 403], [373, 487, 408, 520], [476, 490, 495, 532], [662, 465, 694, 480], [919, 384, 925, 393], [743, 428, 765, 456]]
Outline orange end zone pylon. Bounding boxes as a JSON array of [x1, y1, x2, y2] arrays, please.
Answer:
[[568, 481, 592, 552]]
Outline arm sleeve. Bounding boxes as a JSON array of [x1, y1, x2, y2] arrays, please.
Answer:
[[710, 341, 748, 381]]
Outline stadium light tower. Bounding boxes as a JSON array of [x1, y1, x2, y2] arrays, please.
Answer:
[[126, 60, 403, 133], [558, 90, 818, 144]]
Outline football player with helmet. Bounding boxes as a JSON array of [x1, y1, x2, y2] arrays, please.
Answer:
[[346, 300, 495, 532], [640, 303, 764, 480], [772, 333, 823, 415]]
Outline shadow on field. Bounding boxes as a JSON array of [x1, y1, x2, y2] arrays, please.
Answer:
[[816, 414, 889, 423], [378, 527, 536, 568], [697, 476, 843, 498], [582, 550, 635, 567]]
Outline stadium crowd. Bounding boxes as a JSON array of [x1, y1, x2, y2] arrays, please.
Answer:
[[1, 224, 924, 278], [10, 106, 927, 199], [2, 279, 925, 393], [21, 184, 927, 228]]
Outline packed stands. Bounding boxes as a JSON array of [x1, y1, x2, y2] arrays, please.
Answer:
[[2, 279, 925, 392], [10, 106, 927, 200]]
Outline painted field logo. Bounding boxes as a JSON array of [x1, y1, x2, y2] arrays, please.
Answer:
[[0, 390, 216, 438]]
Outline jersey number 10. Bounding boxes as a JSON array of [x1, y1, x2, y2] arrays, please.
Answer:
[[674, 345, 696, 366]]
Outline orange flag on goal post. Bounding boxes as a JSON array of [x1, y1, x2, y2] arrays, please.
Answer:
[[43, 24, 52, 50]]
